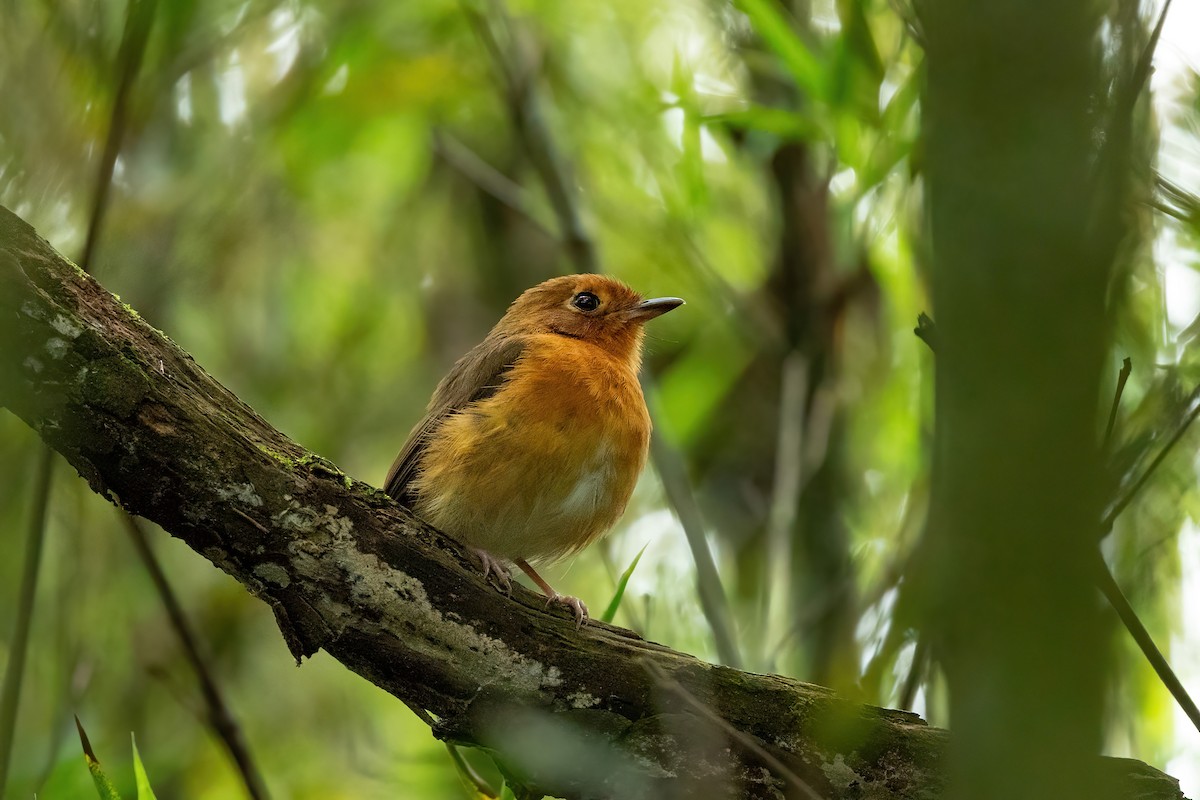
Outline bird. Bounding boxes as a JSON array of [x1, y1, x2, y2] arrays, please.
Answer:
[[384, 274, 683, 627]]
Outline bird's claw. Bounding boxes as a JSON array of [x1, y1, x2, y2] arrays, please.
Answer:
[[545, 593, 589, 629], [470, 548, 512, 595]]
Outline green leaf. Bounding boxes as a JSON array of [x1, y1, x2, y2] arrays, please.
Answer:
[[131, 734, 158, 800], [601, 544, 648, 623], [703, 107, 822, 142], [499, 781, 520, 800], [827, 0, 883, 123], [75, 716, 123, 800], [735, 0, 824, 99], [837, 0, 883, 82], [881, 65, 921, 131]]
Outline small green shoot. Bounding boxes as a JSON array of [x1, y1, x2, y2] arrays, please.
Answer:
[[73, 717, 160, 800], [75, 716, 122, 800], [131, 734, 158, 800], [601, 544, 648, 623]]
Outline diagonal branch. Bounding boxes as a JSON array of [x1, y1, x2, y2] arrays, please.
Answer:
[[0, 208, 1185, 800]]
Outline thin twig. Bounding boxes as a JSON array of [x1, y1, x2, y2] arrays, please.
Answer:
[[403, 701, 436, 727], [465, 1, 598, 273], [643, 660, 825, 800], [232, 507, 269, 534], [1146, 198, 1191, 224], [768, 578, 852, 668], [432, 131, 557, 239], [897, 637, 928, 712], [886, 0, 925, 46], [146, 664, 206, 724], [79, 0, 157, 272], [445, 743, 499, 799], [1102, 385, 1200, 532], [914, 315, 1197, 538], [71, 0, 155, 280], [1085, 0, 1173, 273], [850, 496, 926, 693], [1093, 551, 1200, 733], [857, 616, 906, 702], [1155, 174, 1200, 223], [858, 485, 925, 617], [764, 350, 808, 665], [0, 449, 54, 798], [403, 696, 488, 797], [1129, 0, 1173, 111], [913, 312, 938, 353], [648, 420, 744, 668], [1104, 357, 1133, 447], [121, 515, 271, 799]]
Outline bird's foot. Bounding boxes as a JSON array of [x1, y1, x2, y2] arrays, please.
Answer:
[[512, 558, 589, 630], [470, 547, 512, 595], [545, 593, 589, 629]]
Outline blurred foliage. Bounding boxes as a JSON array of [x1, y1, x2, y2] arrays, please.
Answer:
[[0, 0, 1198, 797]]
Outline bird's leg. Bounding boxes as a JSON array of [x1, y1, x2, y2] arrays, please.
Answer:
[[515, 558, 588, 628], [469, 547, 512, 595]]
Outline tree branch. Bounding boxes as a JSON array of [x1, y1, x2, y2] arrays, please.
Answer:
[[0, 207, 1185, 800]]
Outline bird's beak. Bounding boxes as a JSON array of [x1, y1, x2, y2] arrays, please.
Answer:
[[628, 297, 684, 322]]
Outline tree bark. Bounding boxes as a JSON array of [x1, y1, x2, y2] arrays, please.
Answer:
[[920, 0, 1131, 798], [0, 205, 1185, 800]]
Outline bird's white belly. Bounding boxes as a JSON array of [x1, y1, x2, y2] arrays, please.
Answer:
[[465, 441, 624, 561], [557, 455, 616, 520]]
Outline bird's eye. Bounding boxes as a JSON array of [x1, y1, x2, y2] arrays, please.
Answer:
[[572, 292, 601, 312]]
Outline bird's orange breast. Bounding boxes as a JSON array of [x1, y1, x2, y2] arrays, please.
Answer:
[[411, 334, 651, 562]]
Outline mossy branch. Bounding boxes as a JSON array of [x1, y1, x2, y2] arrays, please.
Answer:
[[0, 205, 1185, 800]]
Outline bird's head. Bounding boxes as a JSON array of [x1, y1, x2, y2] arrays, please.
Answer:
[[498, 274, 683, 363]]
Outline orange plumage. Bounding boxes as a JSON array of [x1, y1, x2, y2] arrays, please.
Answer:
[[384, 275, 682, 626]]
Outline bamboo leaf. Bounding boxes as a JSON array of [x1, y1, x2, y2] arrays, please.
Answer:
[[735, 0, 824, 99]]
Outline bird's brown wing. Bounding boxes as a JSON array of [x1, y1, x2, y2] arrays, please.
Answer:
[[383, 334, 527, 503]]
